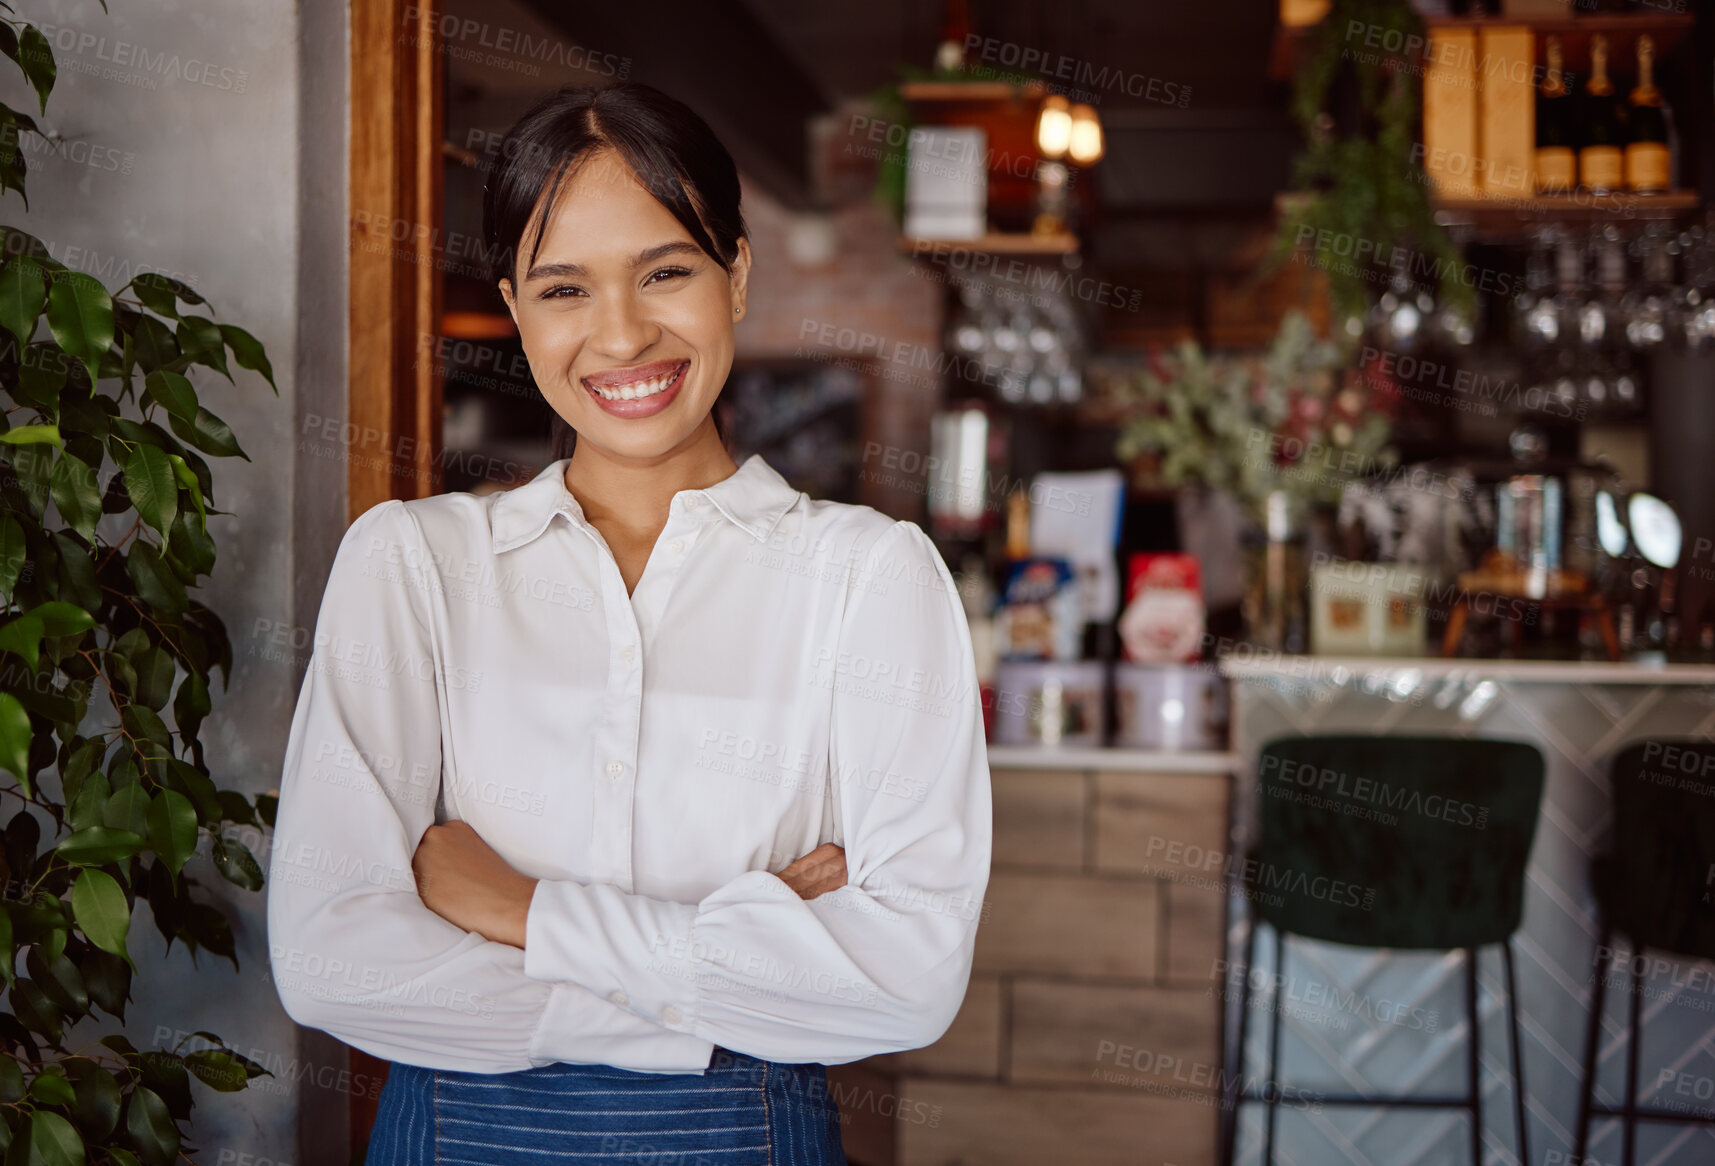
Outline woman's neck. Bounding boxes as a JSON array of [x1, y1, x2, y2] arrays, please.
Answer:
[[562, 422, 739, 538]]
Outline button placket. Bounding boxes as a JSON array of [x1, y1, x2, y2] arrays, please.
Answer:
[[586, 533, 643, 890]]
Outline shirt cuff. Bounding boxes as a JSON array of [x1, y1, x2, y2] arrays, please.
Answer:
[[522, 877, 705, 1035]]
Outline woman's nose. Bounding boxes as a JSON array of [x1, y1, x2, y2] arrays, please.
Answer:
[[586, 291, 659, 360]]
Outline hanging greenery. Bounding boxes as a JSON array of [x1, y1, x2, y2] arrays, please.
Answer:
[[1271, 0, 1475, 327], [0, 5, 280, 1164]]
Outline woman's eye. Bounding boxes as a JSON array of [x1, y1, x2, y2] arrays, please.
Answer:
[[542, 284, 586, 300], [645, 266, 692, 286]]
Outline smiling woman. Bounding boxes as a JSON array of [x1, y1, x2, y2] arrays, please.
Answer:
[[484, 83, 746, 463], [268, 79, 992, 1166]]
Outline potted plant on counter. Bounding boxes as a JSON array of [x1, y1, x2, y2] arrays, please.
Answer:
[[1096, 310, 1398, 653]]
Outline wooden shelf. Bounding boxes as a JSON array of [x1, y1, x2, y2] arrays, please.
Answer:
[[1271, 10, 1696, 82], [1431, 189, 1701, 237], [898, 231, 1078, 257], [897, 80, 1047, 108]]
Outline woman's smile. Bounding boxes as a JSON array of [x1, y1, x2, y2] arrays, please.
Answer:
[[581, 358, 690, 418]]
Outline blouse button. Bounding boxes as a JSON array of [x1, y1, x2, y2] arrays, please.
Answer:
[[619, 645, 635, 664], [662, 1005, 683, 1026], [609, 990, 629, 1007], [605, 760, 624, 779], [665, 537, 685, 555]]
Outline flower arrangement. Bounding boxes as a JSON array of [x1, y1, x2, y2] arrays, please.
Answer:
[[1101, 311, 1398, 524]]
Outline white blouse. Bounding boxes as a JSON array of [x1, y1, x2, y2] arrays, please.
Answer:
[[265, 453, 992, 1075]]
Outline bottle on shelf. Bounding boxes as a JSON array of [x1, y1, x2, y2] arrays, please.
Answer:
[[1578, 34, 1627, 197], [1534, 36, 1576, 195], [1625, 34, 1671, 195]]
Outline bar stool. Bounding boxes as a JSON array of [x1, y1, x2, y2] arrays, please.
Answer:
[[1218, 734, 1545, 1166], [1574, 738, 1715, 1166]]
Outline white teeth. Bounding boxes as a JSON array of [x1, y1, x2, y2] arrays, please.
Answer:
[[589, 365, 684, 402]]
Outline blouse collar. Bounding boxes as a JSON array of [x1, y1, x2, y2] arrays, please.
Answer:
[[489, 452, 802, 554]]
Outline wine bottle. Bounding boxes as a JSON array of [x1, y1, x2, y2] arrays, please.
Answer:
[[1579, 35, 1626, 197], [1535, 37, 1575, 194], [1626, 35, 1670, 194]]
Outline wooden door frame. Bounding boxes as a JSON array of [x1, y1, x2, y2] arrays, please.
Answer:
[[346, 1, 443, 1157], [350, 0, 443, 520]]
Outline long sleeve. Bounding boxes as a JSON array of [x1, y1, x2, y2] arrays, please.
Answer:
[[522, 520, 993, 1064], [266, 499, 715, 1074]]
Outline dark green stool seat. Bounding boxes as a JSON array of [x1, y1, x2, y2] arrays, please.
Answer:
[[1219, 734, 1545, 1166], [1574, 738, 1715, 1166]]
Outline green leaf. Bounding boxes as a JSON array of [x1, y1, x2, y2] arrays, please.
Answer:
[[122, 1086, 177, 1166], [54, 826, 144, 866], [184, 1049, 250, 1092], [17, 25, 56, 114], [125, 541, 187, 615], [17, 342, 69, 416], [67, 1060, 122, 1139], [0, 515, 25, 599], [166, 405, 246, 459], [0, 613, 42, 669], [146, 790, 197, 881], [45, 272, 113, 385], [173, 314, 227, 378], [210, 835, 262, 892], [27, 1072, 77, 1107], [22, 600, 94, 637], [121, 703, 170, 747], [0, 692, 31, 794], [127, 274, 180, 318], [102, 780, 151, 836], [218, 323, 275, 390], [48, 451, 100, 543], [0, 1053, 19, 1100], [0, 256, 44, 345], [0, 423, 62, 447], [123, 444, 177, 536], [0, 903, 11, 985], [131, 645, 175, 710], [24, 1109, 83, 1166], [142, 369, 197, 424], [71, 868, 133, 970], [163, 759, 220, 825]]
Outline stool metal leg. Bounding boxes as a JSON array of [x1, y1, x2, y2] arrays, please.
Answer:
[[1220, 911, 1258, 1166], [1623, 946, 1643, 1166], [1465, 948, 1484, 1166], [1502, 940, 1530, 1166], [1263, 925, 1286, 1166], [1574, 926, 1611, 1166]]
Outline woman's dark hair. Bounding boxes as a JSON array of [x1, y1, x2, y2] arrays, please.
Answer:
[[482, 82, 746, 460]]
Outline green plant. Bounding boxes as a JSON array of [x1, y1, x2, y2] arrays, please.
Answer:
[[0, 6, 281, 1164], [1102, 310, 1397, 522], [1270, 0, 1474, 326]]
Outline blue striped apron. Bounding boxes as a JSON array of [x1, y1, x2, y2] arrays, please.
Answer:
[[364, 1046, 847, 1164]]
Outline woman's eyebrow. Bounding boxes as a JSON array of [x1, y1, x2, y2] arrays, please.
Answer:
[[525, 241, 703, 282]]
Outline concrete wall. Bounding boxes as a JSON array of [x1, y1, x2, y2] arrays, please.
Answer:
[[6, 1, 348, 1162]]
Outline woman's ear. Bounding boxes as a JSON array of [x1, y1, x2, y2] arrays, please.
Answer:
[[729, 237, 752, 317], [498, 277, 518, 325]]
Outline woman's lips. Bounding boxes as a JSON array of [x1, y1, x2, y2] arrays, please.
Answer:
[[581, 360, 689, 419]]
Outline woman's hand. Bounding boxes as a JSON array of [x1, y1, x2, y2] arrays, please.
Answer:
[[775, 843, 847, 900], [412, 819, 539, 949]]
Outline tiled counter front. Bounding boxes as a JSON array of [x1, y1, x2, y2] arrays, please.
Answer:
[[831, 748, 1238, 1166]]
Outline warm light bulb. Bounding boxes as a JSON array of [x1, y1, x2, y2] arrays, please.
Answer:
[[1067, 103, 1104, 165], [1035, 95, 1071, 158]]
